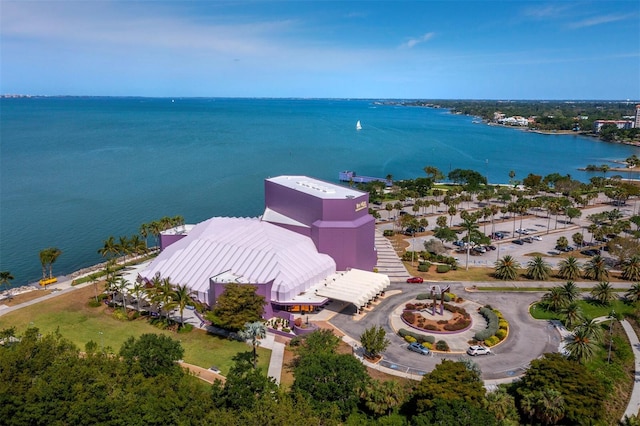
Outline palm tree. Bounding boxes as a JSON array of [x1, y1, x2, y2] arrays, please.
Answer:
[[584, 255, 609, 281], [130, 281, 145, 312], [117, 277, 129, 314], [622, 255, 640, 282], [521, 387, 566, 425], [98, 236, 119, 263], [557, 256, 582, 281], [494, 255, 520, 280], [46, 247, 62, 279], [526, 256, 551, 281], [542, 287, 569, 312], [447, 205, 457, 227], [172, 284, 195, 327], [625, 282, 640, 305], [561, 302, 584, 329], [39, 249, 52, 281], [88, 272, 101, 303], [575, 317, 604, 344], [238, 321, 267, 369], [362, 380, 405, 417], [0, 271, 15, 293], [559, 281, 580, 303], [117, 236, 132, 265], [565, 326, 599, 364], [591, 281, 615, 306]]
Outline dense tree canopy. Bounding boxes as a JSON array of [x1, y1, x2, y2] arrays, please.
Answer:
[[206, 283, 266, 331]]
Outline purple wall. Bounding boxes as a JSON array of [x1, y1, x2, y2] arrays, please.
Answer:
[[264, 178, 376, 271], [159, 233, 187, 251]]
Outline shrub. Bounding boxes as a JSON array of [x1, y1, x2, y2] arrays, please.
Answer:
[[282, 327, 291, 333], [405, 335, 417, 343], [383, 229, 394, 237], [416, 293, 430, 300], [474, 307, 500, 341], [495, 329, 507, 340], [443, 293, 452, 302], [88, 299, 102, 308], [178, 323, 194, 333], [484, 335, 500, 347], [499, 319, 509, 330], [398, 329, 435, 344], [422, 342, 433, 350], [112, 310, 129, 321], [444, 320, 470, 331], [418, 262, 431, 272], [405, 303, 416, 310], [289, 336, 303, 347], [424, 324, 438, 331], [436, 264, 451, 273], [435, 340, 449, 351], [402, 311, 416, 323], [294, 318, 302, 327]]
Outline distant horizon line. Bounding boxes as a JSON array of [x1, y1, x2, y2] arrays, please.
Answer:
[[2, 94, 639, 103]]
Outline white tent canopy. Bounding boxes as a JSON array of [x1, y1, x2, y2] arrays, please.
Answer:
[[314, 269, 390, 308]]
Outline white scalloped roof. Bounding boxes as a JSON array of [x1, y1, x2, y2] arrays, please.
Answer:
[[138, 217, 336, 305]]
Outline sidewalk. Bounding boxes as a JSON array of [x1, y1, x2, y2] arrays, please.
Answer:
[[621, 320, 640, 419]]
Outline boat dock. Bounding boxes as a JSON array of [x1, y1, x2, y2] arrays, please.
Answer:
[[339, 171, 392, 186]]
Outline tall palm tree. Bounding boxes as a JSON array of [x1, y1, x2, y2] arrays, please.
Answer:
[[117, 236, 132, 265], [172, 284, 195, 327], [584, 255, 609, 281], [47, 247, 62, 279], [117, 277, 129, 314], [559, 281, 580, 303], [0, 271, 15, 293], [526, 256, 551, 281], [129, 234, 147, 258], [39, 249, 52, 280], [557, 256, 581, 281], [625, 282, 640, 305], [561, 302, 584, 329], [139, 223, 150, 249], [591, 281, 615, 306], [622, 256, 640, 282], [542, 287, 569, 312], [565, 326, 599, 364], [98, 236, 119, 262], [130, 281, 145, 312], [494, 255, 520, 280], [239, 321, 267, 369]]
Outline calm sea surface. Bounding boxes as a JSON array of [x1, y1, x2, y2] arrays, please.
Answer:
[[1, 97, 639, 287]]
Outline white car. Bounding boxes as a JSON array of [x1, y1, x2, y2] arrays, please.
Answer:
[[532, 235, 542, 241], [467, 345, 491, 356]]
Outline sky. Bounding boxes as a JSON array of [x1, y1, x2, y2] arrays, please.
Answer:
[[1, 1, 639, 100]]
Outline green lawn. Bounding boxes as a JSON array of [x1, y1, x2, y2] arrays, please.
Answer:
[[0, 285, 270, 375], [530, 298, 636, 321]]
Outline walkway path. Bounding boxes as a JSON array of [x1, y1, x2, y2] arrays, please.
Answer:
[[621, 320, 640, 419], [374, 229, 410, 283]]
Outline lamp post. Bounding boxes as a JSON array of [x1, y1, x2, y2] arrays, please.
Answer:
[[99, 331, 104, 353]]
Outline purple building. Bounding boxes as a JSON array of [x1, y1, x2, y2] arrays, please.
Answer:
[[139, 176, 386, 317], [262, 176, 377, 271]]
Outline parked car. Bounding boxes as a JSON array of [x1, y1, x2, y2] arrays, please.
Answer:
[[467, 345, 491, 356], [473, 246, 486, 253], [523, 237, 533, 243], [408, 342, 430, 355], [487, 245, 497, 250], [513, 239, 524, 245], [532, 235, 542, 241], [581, 249, 601, 257], [407, 277, 424, 283]]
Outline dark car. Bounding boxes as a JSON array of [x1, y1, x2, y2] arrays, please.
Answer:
[[523, 237, 533, 243], [581, 249, 601, 257], [513, 239, 524, 245], [487, 245, 497, 250]]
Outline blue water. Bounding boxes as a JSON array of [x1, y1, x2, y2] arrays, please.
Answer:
[[1, 97, 639, 287]]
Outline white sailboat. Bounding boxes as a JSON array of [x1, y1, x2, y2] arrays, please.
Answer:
[[356, 120, 362, 130]]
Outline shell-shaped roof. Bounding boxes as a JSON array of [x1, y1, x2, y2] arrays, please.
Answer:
[[139, 217, 336, 304]]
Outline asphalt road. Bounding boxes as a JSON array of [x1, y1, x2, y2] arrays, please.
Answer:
[[329, 281, 560, 380]]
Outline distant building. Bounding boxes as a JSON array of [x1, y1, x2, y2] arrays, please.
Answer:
[[635, 105, 640, 128], [592, 120, 634, 133]]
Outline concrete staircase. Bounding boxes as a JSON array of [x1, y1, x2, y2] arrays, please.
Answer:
[[374, 230, 410, 283]]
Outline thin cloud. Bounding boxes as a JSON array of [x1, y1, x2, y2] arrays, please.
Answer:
[[401, 32, 435, 49], [568, 13, 637, 29], [522, 4, 573, 19]]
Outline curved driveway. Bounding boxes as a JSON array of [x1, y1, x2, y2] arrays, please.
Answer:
[[328, 281, 560, 380]]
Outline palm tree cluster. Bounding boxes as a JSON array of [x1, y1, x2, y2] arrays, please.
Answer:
[[139, 215, 185, 249], [38, 247, 62, 280], [98, 234, 149, 268], [106, 273, 195, 329], [556, 255, 610, 282]]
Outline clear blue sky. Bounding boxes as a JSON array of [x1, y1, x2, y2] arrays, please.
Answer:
[[1, 1, 638, 100]]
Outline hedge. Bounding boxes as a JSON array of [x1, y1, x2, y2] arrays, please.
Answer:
[[436, 264, 451, 273], [404, 335, 417, 343], [398, 328, 435, 344], [474, 307, 500, 341], [383, 229, 394, 237], [416, 293, 430, 300], [418, 262, 431, 272], [495, 328, 507, 340], [484, 335, 500, 347]]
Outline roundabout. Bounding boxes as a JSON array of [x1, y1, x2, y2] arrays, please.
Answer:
[[327, 282, 563, 381]]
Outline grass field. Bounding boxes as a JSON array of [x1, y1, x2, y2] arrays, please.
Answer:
[[0, 285, 270, 375], [529, 298, 636, 320]]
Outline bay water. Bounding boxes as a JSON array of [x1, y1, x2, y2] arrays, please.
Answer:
[[1, 97, 639, 287]]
